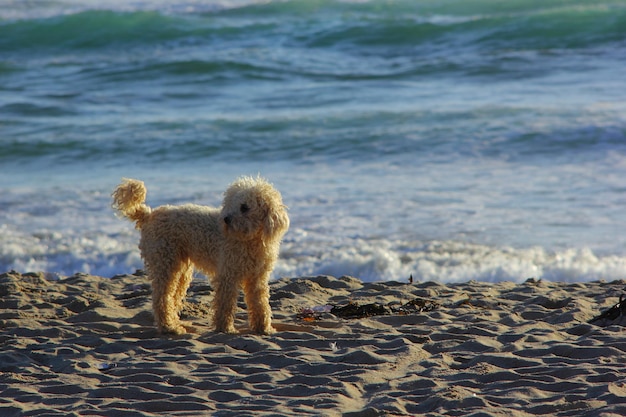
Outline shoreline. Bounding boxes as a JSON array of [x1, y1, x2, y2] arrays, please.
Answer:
[[1, 271, 626, 416]]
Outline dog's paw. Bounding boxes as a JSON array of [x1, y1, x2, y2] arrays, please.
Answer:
[[254, 326, 276, 336], [215, 325, 238, 334], [160, 325, 187, 336]]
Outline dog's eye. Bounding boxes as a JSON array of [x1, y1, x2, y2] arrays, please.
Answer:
[[240, 203, 250, 214]]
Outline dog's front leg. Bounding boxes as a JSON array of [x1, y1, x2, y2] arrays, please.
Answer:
[[243, 276, 274, 335], [212, 276, 239, 334]]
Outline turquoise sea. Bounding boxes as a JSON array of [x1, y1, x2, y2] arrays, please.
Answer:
[[2, 0, 626, 282]]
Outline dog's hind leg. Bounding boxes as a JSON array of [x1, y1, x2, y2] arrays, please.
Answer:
[[172, 261, 193, 315], [150, 264, 188, 335]]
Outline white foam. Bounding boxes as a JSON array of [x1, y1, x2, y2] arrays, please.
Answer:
[[2, 157, 626, 283], [0, 224, 142, 277], [3, 198, 625, 283], [275, 237, 626, 283]]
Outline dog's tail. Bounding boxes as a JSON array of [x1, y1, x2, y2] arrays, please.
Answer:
[[112, 178, 152, 229]]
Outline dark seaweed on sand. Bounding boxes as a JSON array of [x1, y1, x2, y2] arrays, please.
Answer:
[[398, 297, 440, 313], [589, 294, 626, 325], [331, 302, 389, 318], [330, 298, 440, 319]]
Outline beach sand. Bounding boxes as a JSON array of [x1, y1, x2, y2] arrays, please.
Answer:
[[1, 271, 626, 416]]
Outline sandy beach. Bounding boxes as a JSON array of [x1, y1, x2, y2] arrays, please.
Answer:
[[2, 271, 626, 416]]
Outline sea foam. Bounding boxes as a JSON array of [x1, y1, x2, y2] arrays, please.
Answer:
[[276, 238, 626, 284]]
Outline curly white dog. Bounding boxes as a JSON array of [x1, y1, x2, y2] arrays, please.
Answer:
[[112, 176, 289, 335]]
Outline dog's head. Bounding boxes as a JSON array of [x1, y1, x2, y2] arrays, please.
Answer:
[[220, 176, 289, 242]]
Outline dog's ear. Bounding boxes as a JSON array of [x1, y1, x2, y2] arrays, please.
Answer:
[[264, 204, 289, 238]]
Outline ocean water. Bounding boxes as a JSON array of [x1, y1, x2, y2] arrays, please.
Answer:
[[2, 0, 626, 283]]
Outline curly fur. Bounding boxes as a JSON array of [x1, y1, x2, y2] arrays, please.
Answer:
[[112, 176, 289, 335]]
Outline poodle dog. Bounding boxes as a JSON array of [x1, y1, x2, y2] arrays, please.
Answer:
[[112, 176, 289, 335]]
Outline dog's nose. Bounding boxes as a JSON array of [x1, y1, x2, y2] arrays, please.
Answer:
[[224, 216, 231, 225]]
